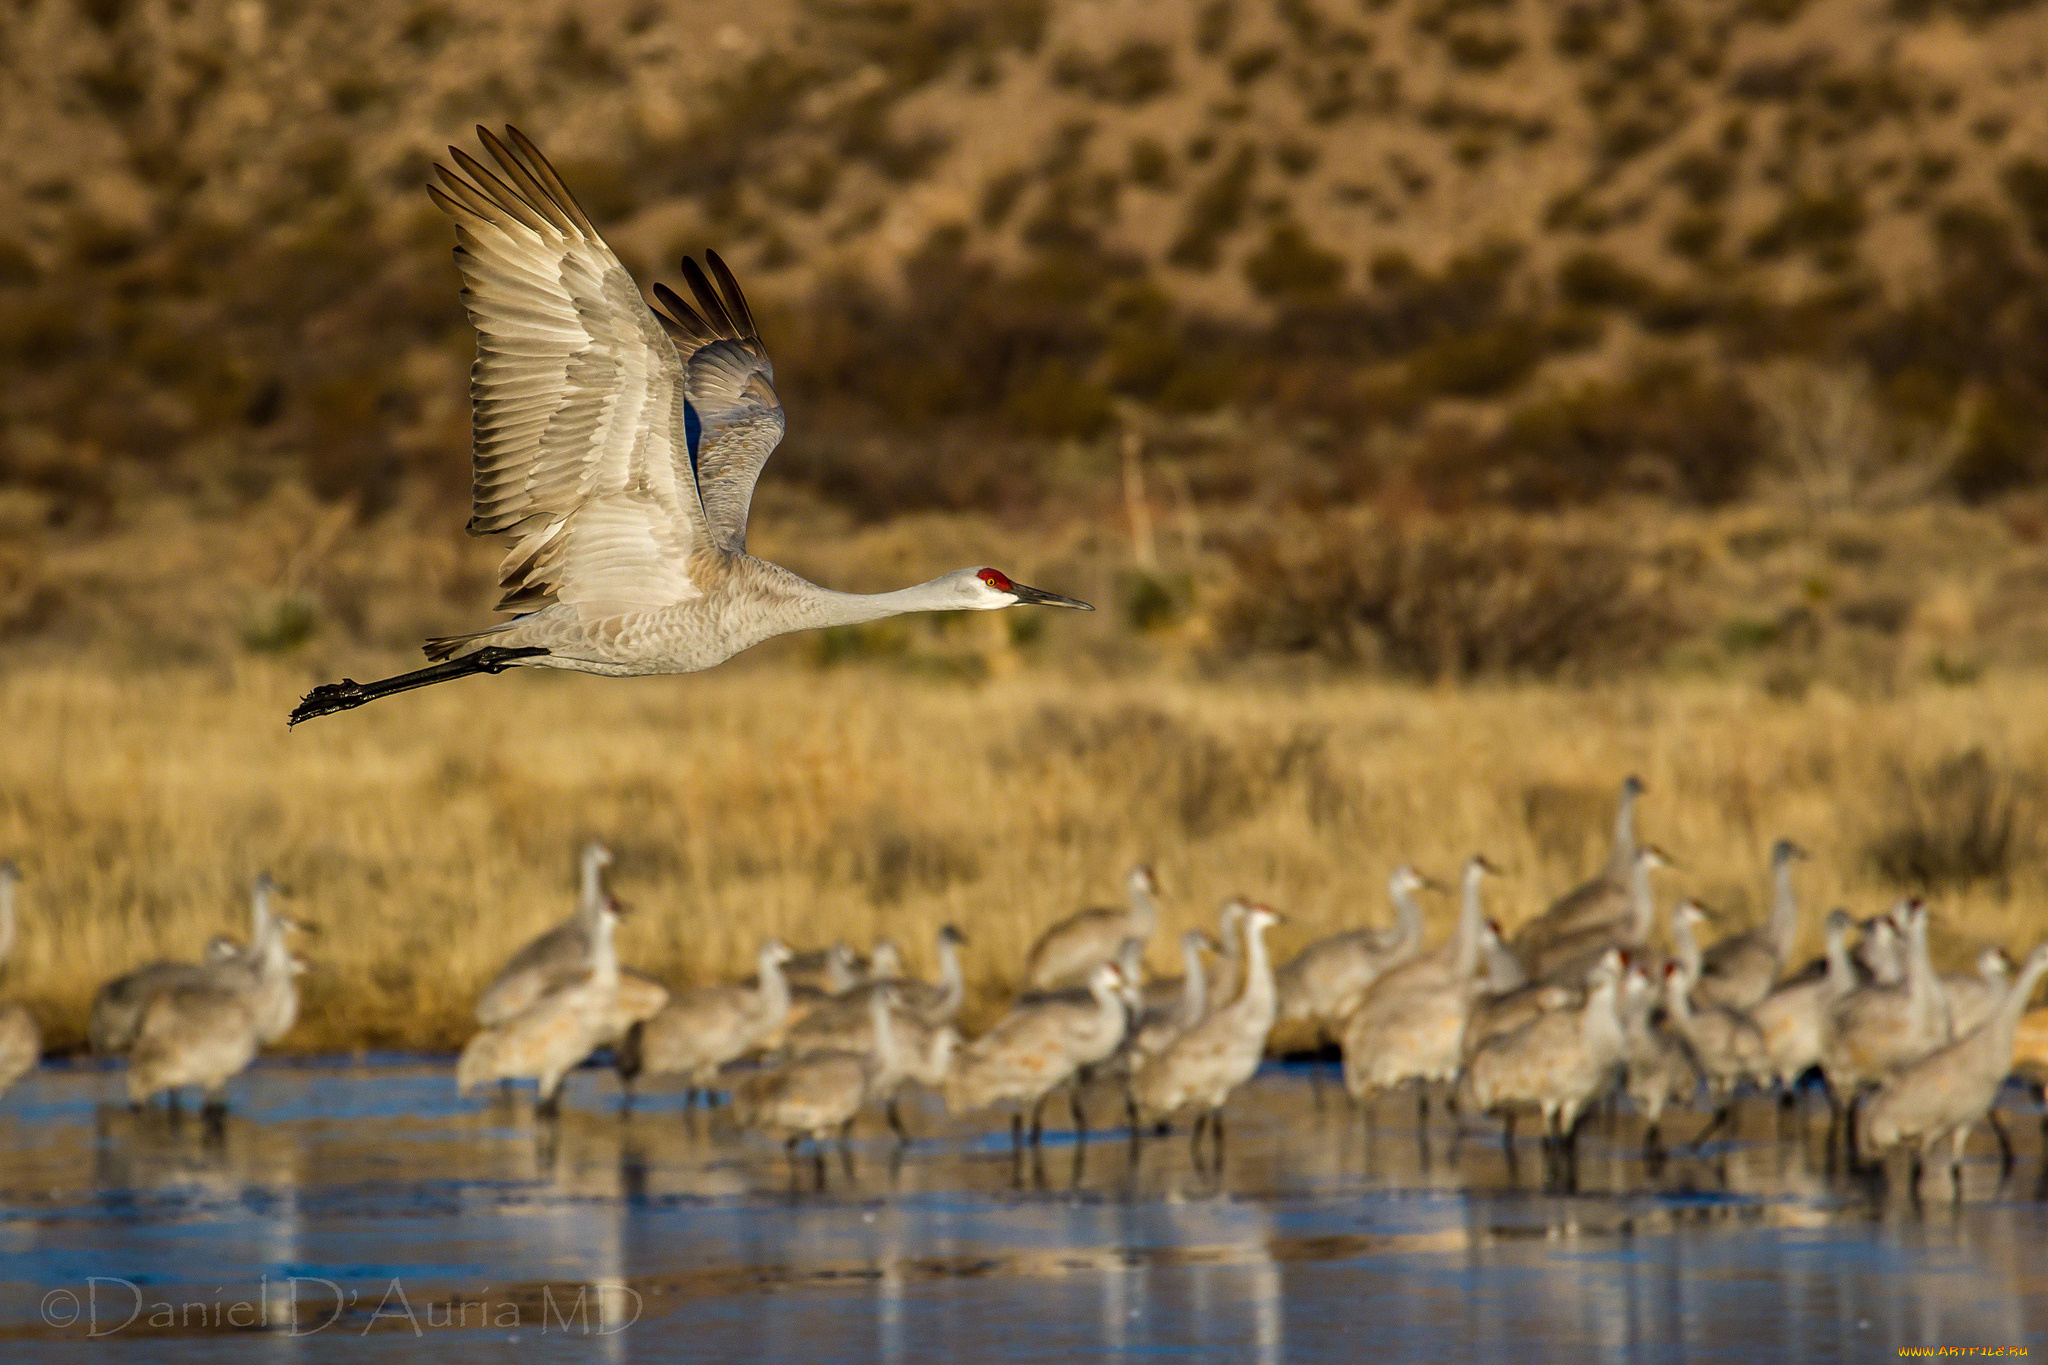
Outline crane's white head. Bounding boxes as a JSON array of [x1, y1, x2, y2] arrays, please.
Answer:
[[1219, 896, 1249, 933], [944, 567, 1094, 611], [1389, 866, 1441, 899]]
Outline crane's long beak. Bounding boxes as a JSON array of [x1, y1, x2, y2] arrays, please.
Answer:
[[1010, 582, 1094, 610]]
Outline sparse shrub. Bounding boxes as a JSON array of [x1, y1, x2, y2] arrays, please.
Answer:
[[2001, 157, 2048, 251], [979, 169, 1031, 227], [1195, 0, 1235, 55], [1004, 704, 1329, 838], [1051, 41, 1174, 105], [1168, 145, 1258, 270], [1445, 29, 1521, 71], [1558, 251, 1653, 309], [1243, 222, 1346, 302], [1214, 515, 1688, 679], [1866, 749, 2030, 892], [1116, 569, 1185, 631], [1455, 362, 1767, 507], [1745, 188, 1865, 260], [240, 597, 319, 654], [1229, 46, 1281, 85], [1127, 138, 1173, 189]]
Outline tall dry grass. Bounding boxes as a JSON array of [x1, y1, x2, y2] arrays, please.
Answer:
[[3, 659, 2045, 1053]]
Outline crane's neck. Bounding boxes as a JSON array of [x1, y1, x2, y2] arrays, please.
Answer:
[[1453, 867, 1485, 973], [1824, 917, 1854, 996], [935, 938, 963, 1019], [1118, 938, 1144, 988], [1993, 955, 2048, 1041], [589, 914, 618, 988], [578, 849, 608, 926], [0, 870, 15, 967], [1088, 974, 1124, 1035], [1664, 974, 1694, 1026], [250, 881, 273, 947], [1606, 786, 1639, 879], [826, 945, 856, 995], [756, 948, 791, 1020], [1769, 857, 1800, 964], [1238, 918, 1276, 1017], [869, 991, 899, 1075], [1670, 910, 1701, 984], [1179, 938, 1208, 1030], [1127, 877, 1158, 938], [1583, 975, 1624, 1055], [1449, 888, 1482, 982], [1627, 859, 1657, 942], [771, 573, 974, 634]]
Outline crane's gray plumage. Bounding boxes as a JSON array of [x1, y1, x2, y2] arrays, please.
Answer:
[[290, 127, 1087, 726]]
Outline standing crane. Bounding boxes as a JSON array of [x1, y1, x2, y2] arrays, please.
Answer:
[[1123, 930, 1217, 1074], [622, 940, 793, 1108], [1023, 865, 1160, 991], [1275, 864, 1438, 1042], [1860, 942, 2048, 1198], [735, 988, 904, 1183], [1507, 775, 1644, 959], [126, 893, 309, 1118], [288, 127, 1088, 726], [0, 864, 39, 1095], [474, 842, 614, 1027], [1751, 908, 1858, 1121], [945, 961, 1129, 1152], [1693, 840, 1806, 1012], [1129, 905, 1281, 1157], [90, 876, 273, 1056], [1662, 947, 1767, 1144], [1459, 949, 1629, 1186], [456, 897, 626, 1117], [1340, 858, 1493, 1121]]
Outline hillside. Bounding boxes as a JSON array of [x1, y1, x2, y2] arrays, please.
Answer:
[[7, 0, 2048, 525]]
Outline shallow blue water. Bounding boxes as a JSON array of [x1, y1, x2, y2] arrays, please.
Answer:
[[0, 1059, 2042, 1360]]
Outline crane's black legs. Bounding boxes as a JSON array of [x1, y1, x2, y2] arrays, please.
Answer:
[[289, 646, 550, 726]]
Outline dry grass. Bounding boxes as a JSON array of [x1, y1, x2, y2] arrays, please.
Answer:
[[4, 659, 2047, 1054]]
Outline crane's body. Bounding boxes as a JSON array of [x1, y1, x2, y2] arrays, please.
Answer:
[[476, 843, 613, 1027], [290, 128, 1086, 727]]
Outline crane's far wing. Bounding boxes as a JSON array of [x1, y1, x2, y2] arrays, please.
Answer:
[[649, 253, 784, 553], [429, 127, 709, 615]]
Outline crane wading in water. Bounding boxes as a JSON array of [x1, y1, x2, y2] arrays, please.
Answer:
[[289, 127, 1090, 727]]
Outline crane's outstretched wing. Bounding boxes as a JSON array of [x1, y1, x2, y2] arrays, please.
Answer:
[[648, 252, 785, 553], [428, 126, 710, 615]]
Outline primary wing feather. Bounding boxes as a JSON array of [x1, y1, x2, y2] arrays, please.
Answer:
[[429, 126, 709, 615], [652, 251, 785, 553]]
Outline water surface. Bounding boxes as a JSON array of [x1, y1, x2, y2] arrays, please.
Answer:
[[0, 1060, 2043, 1360]]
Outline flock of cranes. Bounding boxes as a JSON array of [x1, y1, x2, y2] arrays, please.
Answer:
[[5, 778, 2047, 1197]]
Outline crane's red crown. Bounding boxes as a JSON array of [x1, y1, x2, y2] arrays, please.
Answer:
[[977, 568, 1014, 592]]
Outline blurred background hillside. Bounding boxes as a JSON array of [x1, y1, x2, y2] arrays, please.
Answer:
[[6, 0, 2048, 1047], [6, 0, 2048, 683]]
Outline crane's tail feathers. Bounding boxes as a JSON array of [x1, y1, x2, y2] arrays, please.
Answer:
[[288, 646, 549, 727], [423, 625, 516, 662]]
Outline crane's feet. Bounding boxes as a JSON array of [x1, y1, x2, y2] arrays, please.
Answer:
[[289, 679, 373, 725], [288, 646, 548, 726]]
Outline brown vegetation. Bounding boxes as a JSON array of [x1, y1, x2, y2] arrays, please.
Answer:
[[6, 661, 2048, 1055]]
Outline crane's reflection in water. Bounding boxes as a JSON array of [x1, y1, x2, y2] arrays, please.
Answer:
[[0, 1059, 2043, 1361]]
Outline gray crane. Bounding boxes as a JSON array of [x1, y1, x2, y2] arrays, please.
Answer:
[[289, 128, 1087, 725], [1861, 943, 2048, 1198], [474, 842, 613, 1028], [1023, 865, 1160, 991]]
